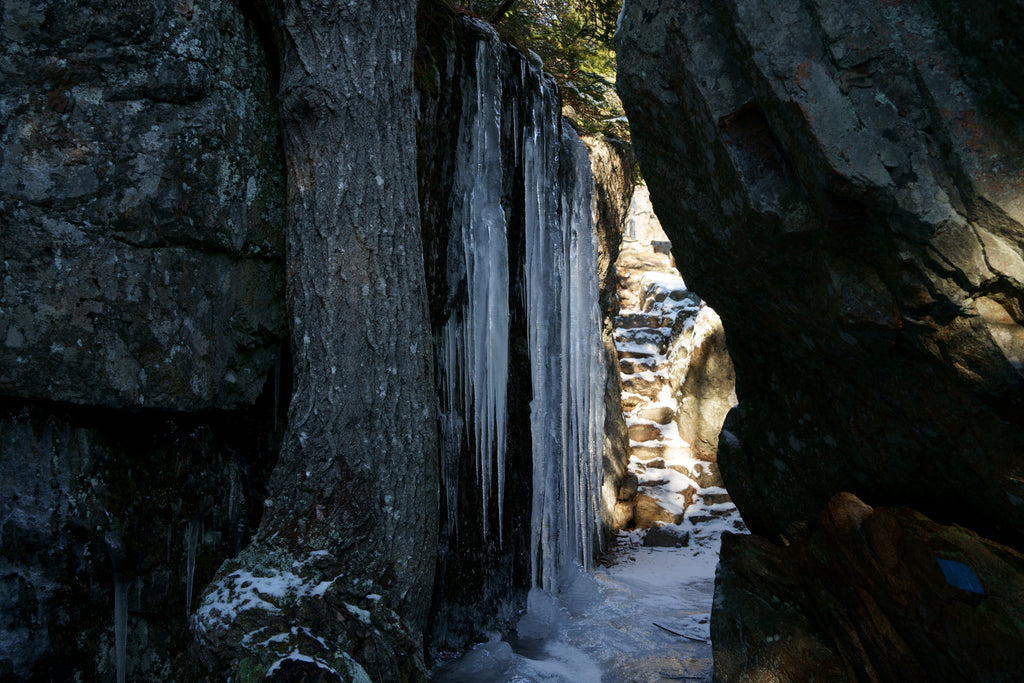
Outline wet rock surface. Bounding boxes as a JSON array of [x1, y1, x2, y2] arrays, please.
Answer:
[[0, 396, 280, 679], [617, 0, 1024, 549], [713, 493, 1024, 682], [0, 0, 285, 411]]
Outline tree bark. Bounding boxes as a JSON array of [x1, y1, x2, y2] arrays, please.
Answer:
[[192, 0, 439, 678]]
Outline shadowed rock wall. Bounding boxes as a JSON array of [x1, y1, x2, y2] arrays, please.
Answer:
[[0, 0, 286, 678], [617, 0, 1024, 545], [1, 0, 285, 412], [618, 0, 1024, 677]]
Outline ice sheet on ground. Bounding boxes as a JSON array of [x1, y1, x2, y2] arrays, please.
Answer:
[[432, 500, 746, 683]]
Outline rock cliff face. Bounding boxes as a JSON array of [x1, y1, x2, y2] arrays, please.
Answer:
[[713, 492, 1024, 681], [617, 0, 1024, 677], [0, 1, 286, 678], [583, 134, 636, 543], [617, 0, 1024, 544], [1, 0, 285, 411]]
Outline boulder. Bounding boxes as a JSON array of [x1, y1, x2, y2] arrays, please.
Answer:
[[613, 501, 636, 530], [643, 524, 689, 548], [617, 472, 639, 501], [712, 493, 1024, 681], [670, 306, 737, 458], [618, 0, 1024, 546], [634, 493, 687, 527]]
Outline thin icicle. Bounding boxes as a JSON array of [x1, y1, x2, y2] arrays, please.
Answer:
[[185, 517, 201, 616], [106, 529, 129, 683], [113, 574, 127, 683]]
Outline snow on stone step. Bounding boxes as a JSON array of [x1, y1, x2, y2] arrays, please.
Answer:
[[628, 443, 692, 462], [617, 356, 663, 375], [631, 405, 675, 424]]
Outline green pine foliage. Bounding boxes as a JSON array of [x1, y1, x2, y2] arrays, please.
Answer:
[[482, 0, 628, 139]]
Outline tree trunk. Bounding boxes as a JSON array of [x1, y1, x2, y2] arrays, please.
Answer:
[[192, 0, 439, 679]]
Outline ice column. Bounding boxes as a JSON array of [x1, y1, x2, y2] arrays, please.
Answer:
[[440, 32, 510, 538], [185, 518, 201, 615], [524, 86, 607, 590], [558, 121, 606, 585]]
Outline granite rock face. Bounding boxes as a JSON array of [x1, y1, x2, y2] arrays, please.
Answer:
[[0, 0, 285, 411], [617, 0, 1024, 545], [713, 493, 1024, 682], [0, 0, 286, 678]]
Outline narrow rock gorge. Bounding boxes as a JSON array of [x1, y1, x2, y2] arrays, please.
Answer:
[[617, 0, 1024, 677], [5, 0, 1022, 678]]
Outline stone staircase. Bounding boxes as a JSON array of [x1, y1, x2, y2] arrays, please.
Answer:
[[610, 184, 745, 545]]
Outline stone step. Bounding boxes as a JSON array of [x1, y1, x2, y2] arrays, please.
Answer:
[[633, 405, 676, 425], [620, 394, 647, 412], [614, 313, 668, 330], [616, 349, 656, 360], [614, 331, 670, 356], [614, 327, 670, 344], [630, 443, 691, 462], [633, 492, 689, 527], [686, 505, 737, 525], [618, 357, 665, 375], [641, 284, 695, 308], [669, 461, 722, 489], [700, 491, 733, 505], [628, 423, 664, 442], [620, 373, 666, 395], [616, 252, 675, 271]]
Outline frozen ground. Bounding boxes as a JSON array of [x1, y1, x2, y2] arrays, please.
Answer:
[[431, 503, 745, 683]]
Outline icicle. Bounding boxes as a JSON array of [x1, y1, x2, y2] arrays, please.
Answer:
[[441, 25, 605, 581], [523, 72, 566, 591], [444, 29, 510, 540], [106, 529, 128, 683], [185, 517, 201, 616], [227, 460, 238, 525], [438, 318, 464, 536], [113, 573, 127, 683]]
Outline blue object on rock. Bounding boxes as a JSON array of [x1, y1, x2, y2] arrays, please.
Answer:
[[936, 558, 985, 595]]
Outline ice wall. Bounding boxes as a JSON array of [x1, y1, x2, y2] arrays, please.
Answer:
[[527, 121, 608, 591], [439, 34, 510, 538], [435, 19, 606, 593]]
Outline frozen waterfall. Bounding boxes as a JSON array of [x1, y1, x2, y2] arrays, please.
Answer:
[[439, 34, 510, 539], [525, 118, 607, 591], [437, 20, 606, 590]]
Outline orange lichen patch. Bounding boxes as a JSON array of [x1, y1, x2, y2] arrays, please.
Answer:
[[955, 109, 998, 158], [47, 89, 70, 113], [795, 60, 812, 84]]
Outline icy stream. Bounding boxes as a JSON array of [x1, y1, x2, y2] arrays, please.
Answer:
[[432, 502, 743, 682]]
